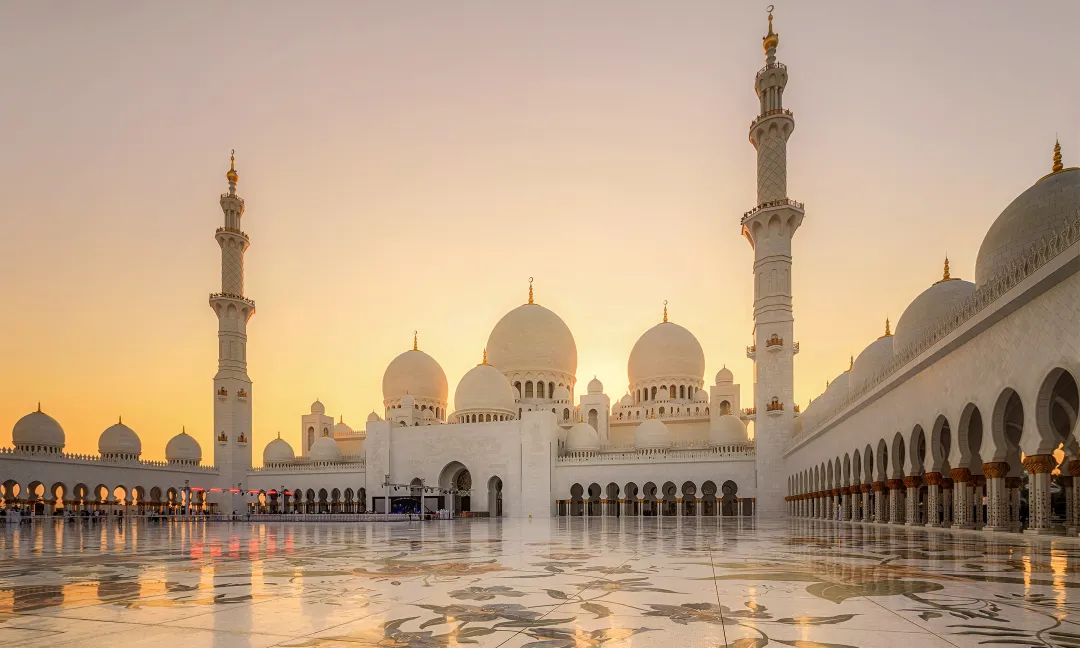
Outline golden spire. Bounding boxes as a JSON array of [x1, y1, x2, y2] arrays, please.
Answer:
[[825, 379, 829, 388], [1053, 139, 1063, 173], [276, 431, 280, 439], [413, 330, 418, 351], [37, 402, 41, 413], [182, 426, 186, 434], [479, 348, 489, 366], [763, 5, 779, 53], [339, 415, 343, 423], [226, 149, 238, 185], [118, 415, 122, 425], [883, 317, 892, 337], [849, 355, 854, 370], [528, 277, 534, 304], [663, 300, 668, 323]]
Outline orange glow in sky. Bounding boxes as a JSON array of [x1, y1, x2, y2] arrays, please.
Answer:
[[1, 2, 1077, 461]]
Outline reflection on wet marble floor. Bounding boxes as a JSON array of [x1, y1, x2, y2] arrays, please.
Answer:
[[2, 518, 1080, 647]]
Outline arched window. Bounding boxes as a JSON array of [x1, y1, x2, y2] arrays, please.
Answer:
[[514, 381, 521, 396], [549, 382, 555, 399], [537, 382, 545, 398], [588, 409, 598, 429], [525, 381, 534, 398], [659, 407, 665, 416], [519, 408, 522, 418], [307, 427, 315, 449], [563, 408, 570, 420], [670, 385, 676, 399], [650, 386, 657, 400], [679, 385, 685, 399], [636, 389, 641, 404]]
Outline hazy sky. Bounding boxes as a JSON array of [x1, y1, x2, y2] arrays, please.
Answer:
[[1, 1, 1077, 462]]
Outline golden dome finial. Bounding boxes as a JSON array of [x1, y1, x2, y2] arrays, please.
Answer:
[[226, 149, 238, 185], [528, 277, 534, 304], [943, 255, 951, 281], [479, 348, 489, 366], [413, 330, 418, 351], [276, 431, 280, 439], [37, 402, 41, 413], [1053, 139, 1063, 173], [825, 379, 829, 388], [182, 426, 186, 434], [849, 355, 854, 370], [763, 5, 779, 53], [884, 317, 892, 337], [663, 300, 668, 323], [118, 415, 122, 425], [339, 414, 343, 423]]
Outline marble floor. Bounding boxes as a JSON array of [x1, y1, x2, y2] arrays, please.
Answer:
[[2, 518, 1080, 647]]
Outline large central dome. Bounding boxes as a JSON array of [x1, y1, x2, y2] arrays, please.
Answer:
[[628, 321, 705, 386], [486, 302, 577, 378], [382, 348, 448, 403]]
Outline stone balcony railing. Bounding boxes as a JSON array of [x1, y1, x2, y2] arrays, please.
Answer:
[[757, 61, 787, 76], [215, 227, 248, 238], [250, 456, 366, 473], [798, 209, 1080, 442], [742, 198, 805, 224], [209, 292, 256, 308], [750, 108, 793, 130], [0, 447, 219, 472], [557, 443, 755, 465]]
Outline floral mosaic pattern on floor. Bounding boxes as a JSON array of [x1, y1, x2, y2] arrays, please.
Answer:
[[1, 518, 1079, 647]]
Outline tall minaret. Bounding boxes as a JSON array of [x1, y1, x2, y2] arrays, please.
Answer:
[[210, 151, 255, 512], [742, 9, 804, 517]]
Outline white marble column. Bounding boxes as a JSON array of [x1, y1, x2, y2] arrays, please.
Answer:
[[925, 473, 942, 527], [982, 463, 1011, 532], [1064, 477, 1077, 536], [1005, 478, 1022, 531], [941, 480, 953, 527], [861, 487, 871, 523], [951, 468, 973, 529], [873, 483, 886, 523], [904, 476, 922, 526], [841, 488, 851, 521], [973, 476, 985, 529], [1024, 455, 1057, 535], [888, 480, 905, 524]]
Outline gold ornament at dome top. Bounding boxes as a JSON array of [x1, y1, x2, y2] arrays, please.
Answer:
[[226, 149, 238, 185], [763, 8, 779, 52], [1038, 139, 1078, 182]]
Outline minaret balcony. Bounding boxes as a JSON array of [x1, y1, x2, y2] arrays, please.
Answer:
[[741, 198, 805, 225], [216, 226, 249, 239], [749, 108, 793, 131], [742, 407, 757, 422], [756, 61, 787, 77], [216, 387, 228, 400], [793, 342, 800, 355], [209, 292, 256, 309], [746, 344, 756, 360]]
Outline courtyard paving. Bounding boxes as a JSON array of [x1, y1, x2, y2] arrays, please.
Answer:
[[1, 517, 1078, 647]]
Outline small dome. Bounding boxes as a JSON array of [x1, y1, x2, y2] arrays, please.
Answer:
[[693, 389, 709, 403], [99, 421, 142, 456], [565, 422, 600, 452], [382, 349, 449, 403], [803, 371, 849, 430], [628, 321, 705, 386], [487, 302, 578, 378], [263, 436, 295, 465], [553, 385, 571, 402], [399, 394, 415, 409], [366, 411, 382, 422], [454, 363, 517, 415], [333, 417, 353, 436], [849, 335, 894, 394], [422, 408, 434, 420], [165, 429, 202, 463], [619, 393, 634, 407], [308, 435, 342, 462], [311, 399, 325, 414], [894, 276, 976, 352], [12, 409, 65, 448], [975, 168, 1080, 288], [709, 414, 747, 446], [634, 417, 672, 449], [587, 377, 603, 394], [715, 367, 734, 384]]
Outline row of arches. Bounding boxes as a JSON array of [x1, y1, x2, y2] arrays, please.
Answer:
[[635, 384, 702, 404], [614, 406, 711, 421], [0, 481, 208, 516], [789, 367, 1080, 533], [250, 487, 368, 514], [559, 480, 752, 517]]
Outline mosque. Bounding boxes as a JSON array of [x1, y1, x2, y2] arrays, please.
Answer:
[[2, 12, 1078, 532]]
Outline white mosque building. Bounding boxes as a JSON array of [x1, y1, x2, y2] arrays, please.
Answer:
[[2, 13, 1078, 532]]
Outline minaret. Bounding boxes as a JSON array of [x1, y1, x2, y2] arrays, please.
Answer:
[[741, 9, 804, 517], [210, 151, 255, 511]]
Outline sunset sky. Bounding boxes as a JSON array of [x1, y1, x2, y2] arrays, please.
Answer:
[[1, 1, 1078, 462]]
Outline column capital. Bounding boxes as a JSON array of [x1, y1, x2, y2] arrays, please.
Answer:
[[949, 467, 972, 483], [942, 477, 954, 488], [924, 472, 943, 486], [1023, 454, 1057, 475], [982, 462, 1010, 479], [872, 481, 886, 492], [1064, 476, 1074, 487], [973, 474, 986, 487], [886, 479, 905, 490], [902, 475, 923, 489], [1068, 460, 1080, 477], [1005, 476, 1024, 489], [860, 483, 872, 494]]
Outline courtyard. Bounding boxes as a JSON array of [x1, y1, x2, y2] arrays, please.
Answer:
[[1, 518, 1078, 647]]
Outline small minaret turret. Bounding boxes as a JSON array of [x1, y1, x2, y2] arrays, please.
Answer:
[[742, 8, 804, 517], [210, 150, 255, 510]]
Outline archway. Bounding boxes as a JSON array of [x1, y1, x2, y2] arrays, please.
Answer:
[[587, 483, 602, 517], [681, 481, 697, 516], [570, 483, 584, 516], [642, 482, 658, 516], [720, 480, 739, 516], [488, 476, 503, 517], [661, 482, 677, 516], [701, 481, 718, 516], [624, 482, 639, 516], [439, 461, 472, 516]]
